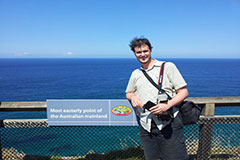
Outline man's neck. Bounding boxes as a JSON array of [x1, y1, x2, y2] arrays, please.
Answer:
[[141, 59, 155, 70]]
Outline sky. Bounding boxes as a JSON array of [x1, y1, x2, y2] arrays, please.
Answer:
[[0, 0, 240, 58]]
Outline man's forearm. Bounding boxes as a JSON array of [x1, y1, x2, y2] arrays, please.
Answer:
[[126, 92, 135, 101], [126, 92, 143, 108], [167, 87, 189, 108]]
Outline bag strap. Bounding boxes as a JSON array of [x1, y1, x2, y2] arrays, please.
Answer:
[[141, 62, 172, 100], [141, 69, 161, 91], [158, 61, 166, 89]]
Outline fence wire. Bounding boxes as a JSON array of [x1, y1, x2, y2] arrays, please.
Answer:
[[1, 117, 239, 160]]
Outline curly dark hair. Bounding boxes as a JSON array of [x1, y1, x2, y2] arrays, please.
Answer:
[[129, 37, 153, 52]]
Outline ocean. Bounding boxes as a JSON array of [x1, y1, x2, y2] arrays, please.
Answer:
[[0, 58, 240, 118], [0, 58, 240, 157]]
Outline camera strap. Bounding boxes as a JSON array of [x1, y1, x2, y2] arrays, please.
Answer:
[[142, 62, 174, 123], [141, 62, 172, 100]]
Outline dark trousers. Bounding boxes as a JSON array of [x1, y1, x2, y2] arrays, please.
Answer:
[[140, 113, 189, 160]]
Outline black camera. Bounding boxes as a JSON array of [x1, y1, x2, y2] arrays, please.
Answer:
[[143, 101, 173, 122], [144, 101, 156, 111]]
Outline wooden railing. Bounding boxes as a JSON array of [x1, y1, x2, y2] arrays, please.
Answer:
[[1, 96, 240, 115]]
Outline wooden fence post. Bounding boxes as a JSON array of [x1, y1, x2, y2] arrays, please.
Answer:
[[197, 120, 214, 160], [202, 103, 215, 116], [197, 103, 215, 160], [0, 120, 4, 160]]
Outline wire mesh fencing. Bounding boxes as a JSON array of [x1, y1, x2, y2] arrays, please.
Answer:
[[1, 116, 239, 160]]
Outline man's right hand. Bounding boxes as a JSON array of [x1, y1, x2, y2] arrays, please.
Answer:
[[131, 96, 143, 108], [126, 92, 143, 108]]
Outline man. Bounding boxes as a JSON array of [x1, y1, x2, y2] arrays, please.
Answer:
[[126, 37, 189, 160]]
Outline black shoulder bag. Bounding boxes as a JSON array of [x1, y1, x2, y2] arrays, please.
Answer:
[[141, 62, 202, 125]]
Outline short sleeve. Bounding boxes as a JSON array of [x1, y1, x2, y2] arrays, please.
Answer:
[[167, 62, 187, 90], [125, 71, 137, 93]]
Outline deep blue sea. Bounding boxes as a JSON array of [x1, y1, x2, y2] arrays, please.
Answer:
[[0, 58, 239, 118], [0, 58, 240, 156]]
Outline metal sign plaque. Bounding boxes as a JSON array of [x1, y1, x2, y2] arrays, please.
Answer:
[[47, 99, 138, 126]]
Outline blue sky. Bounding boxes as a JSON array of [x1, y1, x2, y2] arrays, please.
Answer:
[[0, 0, 239, 58]]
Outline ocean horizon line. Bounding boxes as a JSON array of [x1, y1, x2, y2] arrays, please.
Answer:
[[1, 57, 240, 60]]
